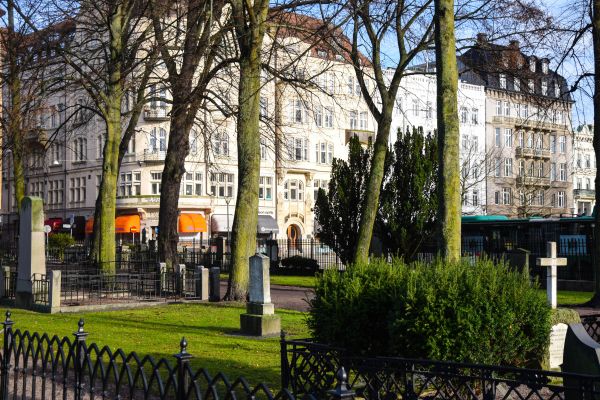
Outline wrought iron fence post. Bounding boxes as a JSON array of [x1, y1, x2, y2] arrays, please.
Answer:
[[482, 370, 495, 400], [73, 318, 88, 400], [280, 330, 290, 390], [1, 310, 14, 399], [175, 337, 192, 400], [327, 367, 355, 400]]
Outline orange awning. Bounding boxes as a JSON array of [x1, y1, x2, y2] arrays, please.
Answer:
[[85, 218, 94, 234], [178, 213, 207, 233], [115, 214, 140, 233]]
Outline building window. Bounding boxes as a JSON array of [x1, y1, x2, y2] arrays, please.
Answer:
[[287, 137, 309, 161], [504, 128, 512, 147], [518, 160, 525, 176], [550, 135, 556, 153], [283, 179, 304, 201], [495, 158, 501, 177], [558, 191, 566, 208], [528, 79, 534, 92], [526, 132, 533, 148], [499, 74, 506, 89], [554, 83, 560, 98], [425, 102, 433, 120], [288, 99, 306, 123], [347, 75, 355, 95], [495, 128, 501, 147], [73, 137, 87, 161], [534, 133, 542, 150], [96, 135, 104, 159], [210, 172, 234, 197], [514, 78, 520, 92], [559, 135, 566, 153], [504, 158, 513, 177], [471, 108, 478, 125], [149, 128, 167, 152], [47, 180, 64, 206], [359, 111, 368, 129], [522, 104, 529, 119], [69, 177, 86, 204], [586, 154, 591, 168], [413, 99, 419, 117], [541, 80, 548, 96], [496, 100, 502, 116], [494, 191, 500, 205], [519, 191, 525, 206], [460, 107, 468, 124], [324, 107, 333, 128], [559, 163, 567, 181], [151, 172, 162, 195], [259, 176, 273, 200], [577, 178, 582, 189], [577, 155, 582, 168], [313, 179, 328, 200], [518, 131, 524, 148], [472, 190, 479, 206], [260, 138, 268, 161], [260, 97, 268, 118], [542, 60, 549, 74], [50, 142, 62, 165], [149, 84, 167, 110], [586, 178, 591, 190], [537, 190, 545, 206], [315, 142, 334, 164], [314, 106, 323, 127], [119, 171, 141, 197], [213, 132, 229, 156], [189, 130, 199, 155], [502, 188, 511, 205], [504, 101, 510, 117], [537, 162, 544, 178], [550, 163, 556, 181], [349, 110, 358, 129]]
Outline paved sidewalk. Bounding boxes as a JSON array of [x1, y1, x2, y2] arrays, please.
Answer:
[[220, 281, 314, 312]]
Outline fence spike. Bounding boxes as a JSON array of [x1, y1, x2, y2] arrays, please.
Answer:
[[4, 310, 11, 324], [180, 337, 188, 354], [280, 330, 286, 341], [327, 367, 355, 399], [77, 318, 85, 333]]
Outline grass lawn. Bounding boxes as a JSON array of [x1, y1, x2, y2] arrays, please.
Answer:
[[554, 290, 593, 306], [220, 274, 316, 288], [3, 303, 309, 388]]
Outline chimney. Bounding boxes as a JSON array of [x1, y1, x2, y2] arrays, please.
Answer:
[[476, 33, 488, 43]]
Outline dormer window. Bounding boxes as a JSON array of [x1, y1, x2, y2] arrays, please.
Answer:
[[514, 78, 520, 92], [317, 49, 327, 58], [529, 58, 536, 72], [499, 74, 506, 89]]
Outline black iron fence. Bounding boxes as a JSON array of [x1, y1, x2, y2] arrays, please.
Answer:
[[280, 335, 600, 400], [582, 314, 600, 343], [0, 312, 312, 400]]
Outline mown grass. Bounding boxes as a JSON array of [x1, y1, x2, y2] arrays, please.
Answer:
[[3, 303, 310, 388], [220, 274, 316, 288], [553, 290, 593, 306]]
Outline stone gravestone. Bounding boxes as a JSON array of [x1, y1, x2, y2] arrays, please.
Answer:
[[561, 323, 600, 400], [536, 241, 567, 309], [549, 323, 569, 369], [240, 254, 281, 336], [194, 266, 209, 300], [16, 197, 47, 309]]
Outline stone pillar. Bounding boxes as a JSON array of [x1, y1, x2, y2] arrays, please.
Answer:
[[240, 254, 281, 336], [16, 197, 46, 309], [195, 266, 209, 300], [215, 237, 227, 269], [0, 266, 10, 298], [209, 267, 220, 302], [48, 270, 61, 313]]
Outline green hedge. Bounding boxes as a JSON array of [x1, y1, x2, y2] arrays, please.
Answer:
[[308, 258, 551, 368]]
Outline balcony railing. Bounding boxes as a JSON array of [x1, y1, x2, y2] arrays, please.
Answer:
[[574, 188, 596, 199], [142, 149, 167, 162], [144, 107, 170, 121], [345, 129, 374, 145], [516, 176, 551, 187], [515, 147, 550, 159]]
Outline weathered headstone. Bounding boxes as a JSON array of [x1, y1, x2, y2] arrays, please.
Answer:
[[0, 266, 11, 298], [16, 197, 46, 308], [209, 267, 220, 302], [176, 264, 186, 294], [194, 266, 209, 300], [536, 242, 567, 309], [48, 270, 61, 313], [157, 262, 167, 293], [240, 254, 281, 336], [561, 323, 600, 400], [549, 323, 569, 369]]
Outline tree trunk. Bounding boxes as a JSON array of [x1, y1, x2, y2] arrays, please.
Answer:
[[353, 112, 392, 265], [590, 0, 600, 304], [91, 112, 121, 274], [434, 0, 461, 262], [157, 109, 189, 267], [225, 55, 262, 301]]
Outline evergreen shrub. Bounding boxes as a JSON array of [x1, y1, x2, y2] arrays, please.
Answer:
[[308, 258, 550, 367]]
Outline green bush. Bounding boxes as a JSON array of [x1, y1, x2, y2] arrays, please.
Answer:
[[48, 233, 75, 260], [308, 258, 551, 368]]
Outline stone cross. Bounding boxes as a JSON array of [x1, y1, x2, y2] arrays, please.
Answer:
[[16, 197, 47, 308], [536, 241, 567, 309]]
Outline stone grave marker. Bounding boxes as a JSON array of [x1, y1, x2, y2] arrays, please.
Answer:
[[536, 241, 567, 309], [561, 323, 600, 400], [240, 254, 281, 336], [16, 197, 46, 308], [194, 266, 209, 300], [549, 323, 569, 369]]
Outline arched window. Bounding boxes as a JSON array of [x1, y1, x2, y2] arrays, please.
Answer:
[[159, 128, 167, 151], [149, 128, 157, 152]]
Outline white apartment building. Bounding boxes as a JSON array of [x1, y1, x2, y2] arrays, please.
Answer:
[[1, 14, 375, 243], [573, 124, 596, 216], [388, 71, 487, 215]]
